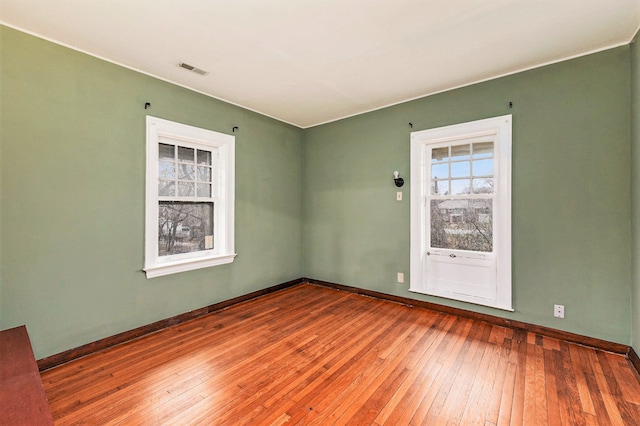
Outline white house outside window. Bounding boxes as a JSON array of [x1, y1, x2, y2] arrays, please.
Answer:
[[144, 116, 235, 278]]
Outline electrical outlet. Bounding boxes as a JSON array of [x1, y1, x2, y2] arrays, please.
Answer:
[[554, 304, 565, 319], [397, 272, 404, 283]]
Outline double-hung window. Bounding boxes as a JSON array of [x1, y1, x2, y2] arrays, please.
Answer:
[[144, 116, 235, 278]]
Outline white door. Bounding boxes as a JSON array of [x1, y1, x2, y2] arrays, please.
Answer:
[[410, 116, 512, 311], [425, 139, 497, 302]]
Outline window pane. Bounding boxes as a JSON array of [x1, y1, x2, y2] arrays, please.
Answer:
[[158, 202, 214, 256], [197, 183, 211, 197], [430, 199, 493, 252], [159, 144, 174, 160], [472, 158, 493, 177], [451, 144, 470, 161], [431, 163, 448, 179], [177, 182, 195, 197], [450, 161, 470, 178], [432, 178, 449, 195], [178, 147, 195, 163], [178, 164, 195, 181], [472, 142, 493, 158], [197, 150, 211, 165], [432, 147, 449, 163], [450, 179, 471, 195], [197, 166, 211, 182], [473, 178, 494, 194], [158, 161, 175, 180], [158, 180, 175, 196]]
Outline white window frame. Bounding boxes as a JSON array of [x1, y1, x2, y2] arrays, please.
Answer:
[[144, 116, 236, 278], [410, 115, 512, 310]]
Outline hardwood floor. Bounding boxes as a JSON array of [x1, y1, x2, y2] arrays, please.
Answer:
[[41, 284, 640, 425]]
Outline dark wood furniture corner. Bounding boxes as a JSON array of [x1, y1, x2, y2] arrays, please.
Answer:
[[0, 325, 54, 425]]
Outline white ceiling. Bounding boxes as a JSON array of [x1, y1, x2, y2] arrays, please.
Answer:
[[2, 1, 640, 128]]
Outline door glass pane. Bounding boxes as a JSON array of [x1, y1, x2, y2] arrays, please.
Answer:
[[178, 147, 195, 163], [159, 144, 175, 160], [472, 142, 493, 158], [178, 164, 195, 181], [473, 178, 494, 194], [158, 180, 175, 196], [451, 144, 470, 161], [432, 178, 449, 195], [450, 179, 471, 195], [158, 202, 214, 256], [158, 161, 175, 180], [430, 199, 493, 252], [197, 166, 212, 182], [431, 163, 448, 180], [432, 147, 449, 163], [197, 183, 211, 197], [472, 159, 493, 177], [450, 161, 470, 178], [177, 181, 195, 197], [197, 150, 211, 165]]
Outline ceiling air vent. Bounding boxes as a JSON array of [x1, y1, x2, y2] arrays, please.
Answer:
[[178, 62, 209, 76]]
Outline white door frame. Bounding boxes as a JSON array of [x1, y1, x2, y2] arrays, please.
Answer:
[[410, 115, 512, 311]]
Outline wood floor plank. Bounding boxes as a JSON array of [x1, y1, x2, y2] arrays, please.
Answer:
[[590, 350, 627, 426], [508, 329, 527, 426], [560, 340, 588, 425], [576, 345, 612, 426], [485, 336, 512, 425], [409, 318, 475, 424], [458, 328, 503, 425], [496, 361, 516, 426], [94, 292, 348, 424], [250, 299, 412, 425], [272, 304, 407, 423], [534, 343, 549, 425], [374, 315, 455, 425], [40, 284, 640, 425], [259, 299, 390, 408], [434, 321, 492, 425], [604, 352, 640, 405], [543, 347, 562, 426], [290, 309, 418, 424], [219, 302, 404, 424], [329, 307, 445, 424], [522, 338, 537, 424], [569, 343, 596, 416], [595, 350, 639, 424], [340, 311, 440, 424]]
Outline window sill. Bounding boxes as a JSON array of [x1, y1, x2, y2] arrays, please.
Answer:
[[144, 253, 237, 278]]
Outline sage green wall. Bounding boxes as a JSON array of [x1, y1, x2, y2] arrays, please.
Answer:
[[632, 33, 640, 353], [0, 26, 304, 359], [303, 47, 632, 344]]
